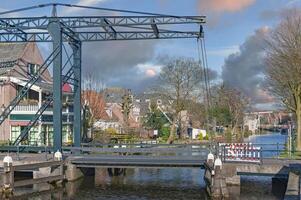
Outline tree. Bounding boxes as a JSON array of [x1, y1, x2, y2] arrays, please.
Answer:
[[210, 85, 249, 139], [158, 57, 203, 143], [82, 75, 106, 139], [143, 100, 169, 133], [121, 89, 133, 130], [264, 11, 301, 150]]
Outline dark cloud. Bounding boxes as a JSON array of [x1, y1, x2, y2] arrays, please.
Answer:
[[82, 40, 157, 91], [221, 27, 272, 105]]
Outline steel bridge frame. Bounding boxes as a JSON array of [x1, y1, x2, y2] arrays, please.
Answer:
[[0, 4, 205, 151]]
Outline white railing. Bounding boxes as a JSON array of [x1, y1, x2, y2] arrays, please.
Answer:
[[13, 105, 39, 112], [11, 105, 72, 114], [12, 105, 53, 112], [219, 143, 262, 164]]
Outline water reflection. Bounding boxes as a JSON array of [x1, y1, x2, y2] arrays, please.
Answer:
[[10, 167, 283, 200], [8, 132, 287, 200]]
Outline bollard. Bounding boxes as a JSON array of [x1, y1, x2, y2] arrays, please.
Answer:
[[2, 155, 14, 196], [214, 157, 222, 171], [54, 150, 62, 161], [207, 152, 215, 167]]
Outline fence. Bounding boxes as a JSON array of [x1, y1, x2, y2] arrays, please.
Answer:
[[219, 143, 262, 164]]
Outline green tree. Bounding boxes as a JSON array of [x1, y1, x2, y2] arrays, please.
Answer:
[[143, 101, 170, 135], [121, 90, 133, 128]]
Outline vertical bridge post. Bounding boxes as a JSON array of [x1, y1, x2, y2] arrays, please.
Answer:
[[48, 20, 63, 151], [71, 41, 82, 147]]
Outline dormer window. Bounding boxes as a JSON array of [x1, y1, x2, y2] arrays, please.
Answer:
[[28, 63, 39, 75]]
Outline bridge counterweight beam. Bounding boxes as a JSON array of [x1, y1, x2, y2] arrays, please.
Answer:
[[71, 41, 81, 147], [48, 21, 63, 151]]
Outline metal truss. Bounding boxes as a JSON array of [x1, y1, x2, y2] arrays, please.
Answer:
[[0, 3, 206, 151], [0, 31, 201, 42], [13, 67, 75, 146], [0, 16, 205, 30], [0, 47, 60, 125]]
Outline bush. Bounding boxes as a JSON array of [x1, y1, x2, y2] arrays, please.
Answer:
[[105, 128, 118, 135], [203, 134, 209, 140], [225, 130, 232, 143], [198, 134, 203, 141], [160, 126, 170, 140]]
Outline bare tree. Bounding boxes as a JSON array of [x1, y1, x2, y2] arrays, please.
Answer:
[[158, 57, 203, 143], [265, 11, 301, 150], [219, 85, 248, 135], [82, 74, 106, 138]]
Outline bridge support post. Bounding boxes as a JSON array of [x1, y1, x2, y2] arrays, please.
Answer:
[[211, 158, 230, 200], [71, 41, 82, 147], [222, 164, 241, 186], [65, 162, 84, 181], [48, 20, 63, 152], [95, 168, 108, 186]]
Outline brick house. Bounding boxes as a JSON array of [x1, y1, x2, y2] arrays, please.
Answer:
[[0, 43, 73, 146]]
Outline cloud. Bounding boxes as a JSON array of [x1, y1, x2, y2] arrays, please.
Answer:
[[286, 0, 301, 7], [207, 45, 239, 57], [260, 7, 301, 21], [145, 69, 156, 77], [77, 0, 107, 5], [197, 0, 255, 28], [198, 0, 255, 13], [221, 27, 272, 105], [82, 40, 158, 92], [136, 63, 163, 77], [64, 0, 108, 14]]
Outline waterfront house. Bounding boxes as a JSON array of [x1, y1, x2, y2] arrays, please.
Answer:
[[0, 43, 73, 146]]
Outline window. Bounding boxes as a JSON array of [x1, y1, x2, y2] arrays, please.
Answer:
[[28, 126, 39, 146], [11, 126, 20, 142], [157, 99, 162, 105], [27, 63, 39, 75]]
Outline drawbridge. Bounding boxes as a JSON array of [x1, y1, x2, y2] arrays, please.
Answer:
[[0, 3, 207, 151]]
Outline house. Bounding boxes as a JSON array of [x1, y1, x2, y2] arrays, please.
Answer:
[[93, 103, 122, 132], [243, 110, 292, 133], [0, 43, 73, 146], [94, 102, 140, 133]]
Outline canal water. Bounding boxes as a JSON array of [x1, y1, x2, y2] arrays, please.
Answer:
[[13, 132, 286, 200], [245, 131, 288, 158]]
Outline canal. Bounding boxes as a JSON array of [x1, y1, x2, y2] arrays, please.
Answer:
[[14, 132, 286, 200]]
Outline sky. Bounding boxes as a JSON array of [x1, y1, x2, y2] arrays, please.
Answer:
[[1, 0, 301, 110]]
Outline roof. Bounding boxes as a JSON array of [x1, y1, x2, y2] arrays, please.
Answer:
[[0, 43, 27, 63], [0, 65, 14, 75], [62, 83, 72, 93], [0, 43, 27, 76]]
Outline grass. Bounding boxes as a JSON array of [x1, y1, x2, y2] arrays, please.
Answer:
[[279, 151, 301, 159]]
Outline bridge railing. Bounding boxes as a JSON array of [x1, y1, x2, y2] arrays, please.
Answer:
[[218, 143, 262, 164], [246, 143, 301, 159], [218, 142, 301, 162], [64, 143, 216, 159]]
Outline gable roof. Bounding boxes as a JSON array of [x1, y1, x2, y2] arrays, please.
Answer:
[[0, 43, 27, 76], [0, 43, 27, 63]]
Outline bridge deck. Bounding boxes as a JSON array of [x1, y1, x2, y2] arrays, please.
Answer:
[[68, 155, 205, 168]]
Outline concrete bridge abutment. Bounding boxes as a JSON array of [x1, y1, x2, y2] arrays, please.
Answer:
[[65, 162, 84, 181]]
